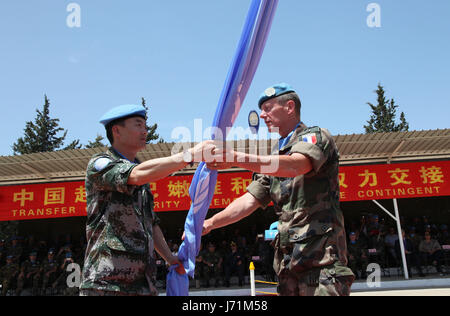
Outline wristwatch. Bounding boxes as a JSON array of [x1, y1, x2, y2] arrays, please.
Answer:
[[183, 149, 194, 167]]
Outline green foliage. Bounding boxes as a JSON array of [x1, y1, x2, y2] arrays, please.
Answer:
[[364, 83, 409, 133], [85, 135, 107, 149], [12, 95, 80, 154], [12, 95, 164, 155], [141, 97, 163, 144]]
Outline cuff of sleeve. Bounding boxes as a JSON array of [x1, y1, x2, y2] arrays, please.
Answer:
[[153, 213, 161, 227], [290, 142, 326, 173], [247, 181, 271, 209]]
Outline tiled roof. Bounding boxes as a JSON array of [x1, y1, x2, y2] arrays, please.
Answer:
[[1, 129, 449, 185]]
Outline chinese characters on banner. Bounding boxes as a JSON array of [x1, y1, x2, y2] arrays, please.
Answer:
[[0, 161, 449, 221], [150, 173, 253, 213], [1, 182, 87, 221], [339, 161, 449, 201], [0, 173, 255, 221]]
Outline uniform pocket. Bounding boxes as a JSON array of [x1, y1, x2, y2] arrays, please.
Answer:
[[289, 231, 336, 275], [106, 236, 146, 256], [103, 245, 147, 287], [106, 237, 128, 252], [318, 263, 355, 296], [287, 223, 333, 244]]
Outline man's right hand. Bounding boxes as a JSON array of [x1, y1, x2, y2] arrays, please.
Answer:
[[202, 218, 214, 236], [190, 140, 219, 163]]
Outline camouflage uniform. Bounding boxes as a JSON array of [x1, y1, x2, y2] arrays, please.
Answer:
[[80, 148, 160, 296], [194, 245, 205, 287], [55, 256, 80, 296], [7, 242, 22, 264], [17, 258, 42, 296], [0, 259, 19, 296], [41, 257, 59, 292], [347, 240, 369, 279], [202, 247, 223, 287], [409, 233, 423, 252], [247, 123, 354, 296]]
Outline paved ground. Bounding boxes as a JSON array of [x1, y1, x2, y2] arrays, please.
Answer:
[[182, 274, 450, 296], [351, 288, 450, 296]]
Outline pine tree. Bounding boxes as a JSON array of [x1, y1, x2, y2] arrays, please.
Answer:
[[85, 135, 107, 148], [141, 97, 162, 143], [364, 84, 409, 133], [64, 139, 82, 150], [12, 95, 78, 154]]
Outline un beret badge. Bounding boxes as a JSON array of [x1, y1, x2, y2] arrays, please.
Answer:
[[265, 87, 276, 97]]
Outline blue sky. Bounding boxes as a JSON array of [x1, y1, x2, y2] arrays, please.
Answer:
[[1, 0, 449, 156]]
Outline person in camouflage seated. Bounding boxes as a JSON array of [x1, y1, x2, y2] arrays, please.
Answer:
[[80, 104, 215, 296], [347, 232, 369, 280], [203, 83, 354, 296], [40, 249, 59, 294], [202, 242, 223, 287], [0, 255, 19, 296], [17, 252, 42, 296]]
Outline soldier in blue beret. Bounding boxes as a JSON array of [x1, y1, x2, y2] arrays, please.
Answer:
[[257, 82, 296, 109], [203, 83, 354, 296], [0, 255, 19, 296], [17, 251, 42, 296], [7, 235, 23, 264], [80, 104, 217, 296], [41, 248, 58, 294]]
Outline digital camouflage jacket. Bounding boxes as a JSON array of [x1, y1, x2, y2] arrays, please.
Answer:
[[80, 148, 160, 295]]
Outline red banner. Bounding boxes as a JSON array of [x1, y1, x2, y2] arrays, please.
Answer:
[[0, 161, 449, 222], [0, 181, 88, 222], [0, 172, 253, 222], [339, 161, 450, 202], [150, 172, 253, 212]]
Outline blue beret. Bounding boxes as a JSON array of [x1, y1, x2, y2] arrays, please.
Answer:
[[258, 83, 296, 108], [99, 104, 147, 126]]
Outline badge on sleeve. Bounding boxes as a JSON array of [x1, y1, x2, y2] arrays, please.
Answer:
[[302, 133, 318, 145], [94, 157, 112, 171]]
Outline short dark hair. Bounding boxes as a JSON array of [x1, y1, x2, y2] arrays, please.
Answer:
[[105, 115, 145, 145], [276, 92, 301, 116]]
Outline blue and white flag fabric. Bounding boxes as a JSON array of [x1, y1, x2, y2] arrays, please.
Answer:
[[166, 0, 279, 296]]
